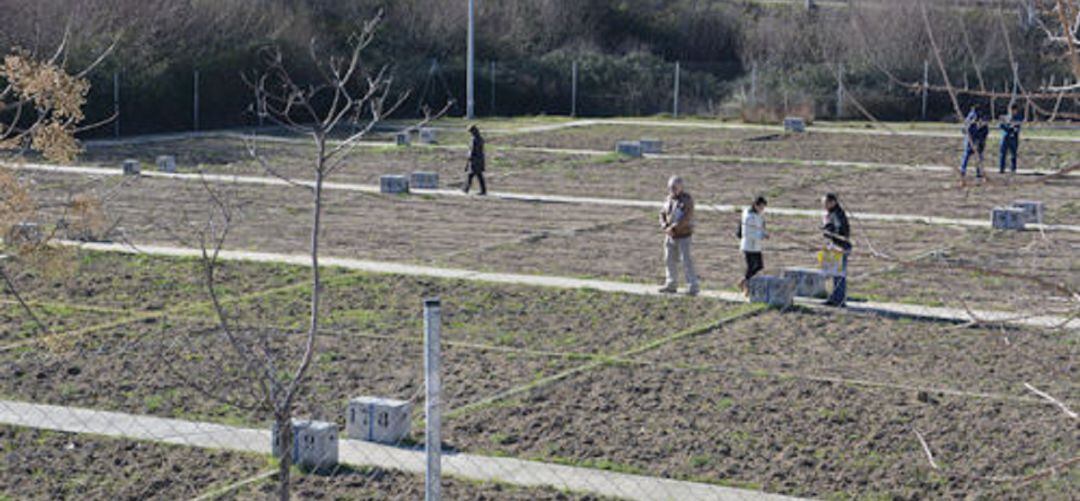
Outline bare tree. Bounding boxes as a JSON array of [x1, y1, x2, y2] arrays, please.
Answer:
[[178, 13, 450, 500]]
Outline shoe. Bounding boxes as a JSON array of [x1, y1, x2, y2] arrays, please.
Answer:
[[686, 287, 700, 297], [658, 285, 677, 294]]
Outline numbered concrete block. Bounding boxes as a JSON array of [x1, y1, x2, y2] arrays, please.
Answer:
[[396, 132, 411, 146], [6, 222, 42, 246], [155, 155, 176, 173], [272, 419, 338, 473], [783, 116, 807, 133], [346, 396, 411, 444], [419, 128, 437, 144], [991, 207, 1025, 230], [1010, 200, 1043, 225], [782, 267, 829, 298], [748, 275, 797, 307], [616, 141, 643, 158], [639, 138, 663, 154], [122, 159, 140, 176], [380, 175, 410, 194], [410, 172, 439, 190]]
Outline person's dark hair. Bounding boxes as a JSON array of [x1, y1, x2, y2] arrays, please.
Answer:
[[468, 124, 480, 134], [824, 193, 839, 204], [754, 196, 768, 207]]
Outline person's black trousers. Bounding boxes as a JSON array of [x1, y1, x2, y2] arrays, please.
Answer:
[[465, 172, 486, 194], [744, 251, 764, 281]]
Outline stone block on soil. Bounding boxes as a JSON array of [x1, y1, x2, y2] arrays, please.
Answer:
[[991, 207, 1025, 230], [346, 396, 412, 444], [419, 128, 437, 144], [639, 138, 663, 154], [380, 175, 410, 194], [272, 419, 339, 473], [396, 132, 411, 146], [410, 172, 439, 190], [1010, 200, 1043, 225], [748, 275, 797, 307], [155, 155, 176, 173], [616, 141, 643, 158], [784, 116, 807, 133], [782, 267, 829, 298], [122, 159, 140, 176]]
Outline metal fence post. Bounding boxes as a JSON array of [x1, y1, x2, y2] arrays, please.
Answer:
[[673, 61, 680, 118], [921, 60, 929, 120], [113, 71, 120, 138], [835, 64, 844, 119], [571, 61, 578, 117], [424, 298, 442, 501], [490, 60, 496, 115], [750, 62, 758, 106], [193, 70, 200, 131]]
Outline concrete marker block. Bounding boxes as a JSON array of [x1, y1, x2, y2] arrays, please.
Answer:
[[419, 128, 437, 144], [380, 175, 410, 194], [396, 132, 411, 146], [346, 397, 412, 444], [639, 138, 663, 154], [616, 141, 643, 158], [6, 222, 42, 246], [1010, 200, 1043, 225], [410, 172, 439, 190], [155, 155, 176, 173], [748, 275, 797, 307], [272, 419, 338, 473], [122, 159, 140, 176], [991, 207, 1025, 230], [783, 116, 807, 133], [783, 267, 829, 298]]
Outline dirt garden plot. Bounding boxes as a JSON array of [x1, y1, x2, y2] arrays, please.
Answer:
[[498, 124, 1080, 172], [0, 425, 600, 500], [636, 309, 1078, 401], [445, 364, 1079, 499], [1, 251, 740, 426], [0, 424, 264, 500], [71, 135, 1080, 222]]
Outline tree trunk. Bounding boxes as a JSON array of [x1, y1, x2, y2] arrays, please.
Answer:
[[277, 409, 292, 501]]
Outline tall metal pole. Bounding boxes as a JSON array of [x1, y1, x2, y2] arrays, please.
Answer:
[[490, 60, 496, 115], [423, 298, 442, 501], [836, 64, 844, 119], [921, 60, 929, 120], [193, 70, 200, 131], [571, 61, 578, 117], [673, 61, 680, 118], [113, 71, 120, 138], [466, 0, 475, 120]]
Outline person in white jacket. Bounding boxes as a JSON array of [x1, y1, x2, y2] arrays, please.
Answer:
[[738, 196, 768, 295]]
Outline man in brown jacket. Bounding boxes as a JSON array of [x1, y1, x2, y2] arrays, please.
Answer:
[[659, 176, 699, 296]]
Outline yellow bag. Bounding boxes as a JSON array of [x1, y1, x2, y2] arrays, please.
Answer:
[[817, 248, 845, 276]]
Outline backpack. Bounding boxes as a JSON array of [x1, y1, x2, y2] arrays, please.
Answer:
[[734, 218, 742, 239]]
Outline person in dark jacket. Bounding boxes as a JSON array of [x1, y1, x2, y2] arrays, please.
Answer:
[[464, 125, 487, 195], [960, 107, 989, 179], [821, 193, 852, 307], [999, 105, 1022, 174]]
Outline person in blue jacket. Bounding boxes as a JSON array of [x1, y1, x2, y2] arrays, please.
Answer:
[[960, 107, 989, 179], [999, 105, 1022, 174]]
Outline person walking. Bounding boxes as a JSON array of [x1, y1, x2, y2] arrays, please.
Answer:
[[999, 105, 1022, 174], [821, 193, 852, 307], [658, 176, 699, 296], [960, 107, 989, 180], [463, 125, 487, 195], [738, 196, 768, 296]]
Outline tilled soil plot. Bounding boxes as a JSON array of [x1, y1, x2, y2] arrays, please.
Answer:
[[221, 467, 606, 500], [498, 124, 1080, 171], [637, 309, 1078, 402], [0, 425, 603, 500], [0, 425, 263, 500], [0, 304, 120, 345], [74, 135, 1080, 221], [1, 319, 584, 427], [445, 365, 1079, 499], [442, 213, 1079, 314]]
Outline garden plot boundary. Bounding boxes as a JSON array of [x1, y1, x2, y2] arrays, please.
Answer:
[[56, 240, 1080, 330], [0, 399, 801, 501], [8, 162, 1079, 233]]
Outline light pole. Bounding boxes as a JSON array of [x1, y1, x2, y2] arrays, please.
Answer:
[[466, 0, 475, 119]]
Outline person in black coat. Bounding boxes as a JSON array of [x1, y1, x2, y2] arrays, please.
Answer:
[[464, 125, 487, 195], [821, 193, 852, 307]]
